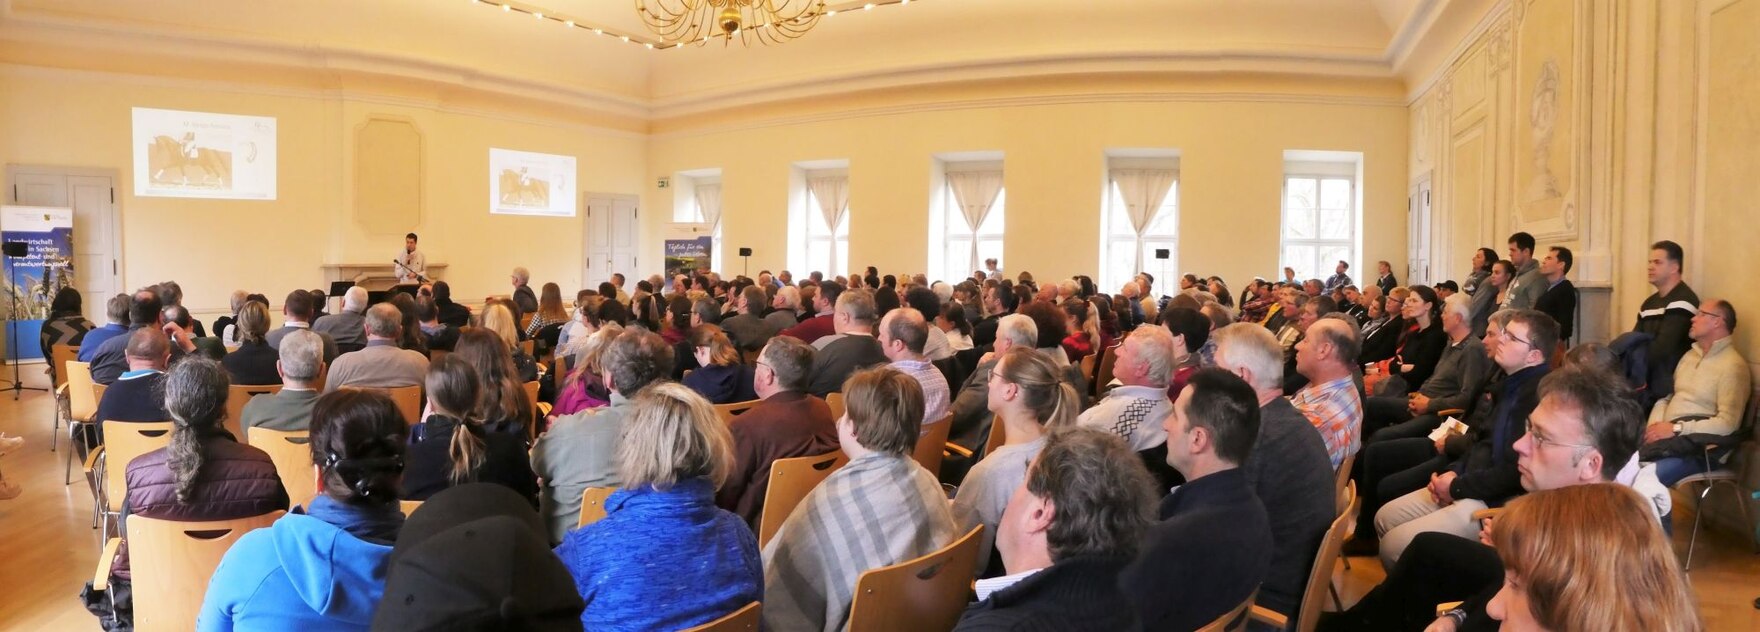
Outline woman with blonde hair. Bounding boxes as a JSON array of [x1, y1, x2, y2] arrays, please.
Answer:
[[555, 382, 760, 630], [221, 300, 281, 385], [480, 302, 538, 382], [953, 346, 1080, 576], [402, 355, 537, 506], [1488, 483, 1701, 632], [1059, 297, 1103, 362], [681, 324, 757, 404]]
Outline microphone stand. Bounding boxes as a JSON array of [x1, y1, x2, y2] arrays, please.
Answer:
[[1, 258, 49, 400], [391, 258, 429, 285]]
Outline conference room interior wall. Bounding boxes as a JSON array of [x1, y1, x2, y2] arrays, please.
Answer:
[[0, 67, 646, 323], [646, 96, 1408, 292]]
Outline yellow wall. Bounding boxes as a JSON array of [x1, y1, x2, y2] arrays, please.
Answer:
[[0, 67, 647, 319], [647, 94, 1409, 290]]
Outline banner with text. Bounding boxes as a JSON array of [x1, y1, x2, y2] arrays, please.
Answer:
[[663, 223, 712, 290], [1, 206, 75, 361]]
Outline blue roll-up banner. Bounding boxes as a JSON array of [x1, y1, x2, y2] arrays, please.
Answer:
[[664, 223, 713, 291], [2, 206, 75, 362]]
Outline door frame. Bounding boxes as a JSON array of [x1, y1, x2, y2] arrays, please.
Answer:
[[581, 192, 639, 288], [5, 163, 125, 307]]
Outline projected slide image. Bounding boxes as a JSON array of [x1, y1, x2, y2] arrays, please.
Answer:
[[133, 107, 277, 200], [490, 148, 575, 217]]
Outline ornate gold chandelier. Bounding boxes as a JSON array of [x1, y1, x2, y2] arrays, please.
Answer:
[[636, 0, 827, 46]]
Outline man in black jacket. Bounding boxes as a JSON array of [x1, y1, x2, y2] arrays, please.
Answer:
[[805, 289, 888, 397], [954, 428, 1156, 632], [1633, 240, 1699, 398], [1120, 369, 1271, 631], [1533, 246, 1577, 343]]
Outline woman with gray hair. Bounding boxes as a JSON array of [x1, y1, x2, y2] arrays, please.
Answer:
[[555, 382, 760, 630], [89, 357, 287, 629]]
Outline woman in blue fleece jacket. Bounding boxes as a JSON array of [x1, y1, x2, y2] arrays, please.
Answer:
[[199, 390, 409, 631]]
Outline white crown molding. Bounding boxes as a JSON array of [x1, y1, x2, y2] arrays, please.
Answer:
[[1399, 0, 1514, 103]]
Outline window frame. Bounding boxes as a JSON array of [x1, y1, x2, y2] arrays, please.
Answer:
[[1279, 173, 1357, 282]]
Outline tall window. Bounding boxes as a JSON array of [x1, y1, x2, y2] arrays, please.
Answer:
[[932, 168, 1005, 284], [1280, 174, 1355, 281], [1100, 171, 1178, 293], [803, 176, 850, 277], [689, 180, 724, 273]]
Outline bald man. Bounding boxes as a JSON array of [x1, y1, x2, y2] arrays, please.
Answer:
[[880, 307, 951, 432]]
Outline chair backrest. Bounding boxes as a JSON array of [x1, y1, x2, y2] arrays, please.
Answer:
[[1293, 481, 1357, 632], [758, 451, 849, 547], [1196, 589, 1256, 632], [846, 525, 985, 632], [983, 418, 1006, 460], [824, 392, 846, 421], [103, 421, 176, 512], [1095, 343, 1121, 397], [577, 486, 616, 528], [224, 384, 284, 441], [681, 601, 761, 632], [128, 512, 283, 632], [248, 429, 317, 509], [51, 344, 78, 390], [1333, 453, 1355, 516], [522, 379, 541, 424], [910, 415, 954, 475], [429, 349, 450, 364], [520, 339, 535, 357], [713, 399, 761, 424], [1079, 353, 1097, 389], [382, 385, 422, 427], [400, 500, 423, 516], [67, 361, 100, 421]]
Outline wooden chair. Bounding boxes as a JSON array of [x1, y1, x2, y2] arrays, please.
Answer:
[[86, 421, 175, 542], [400, 500, 423, 515], [824, 392, 845, 420], [248, 429, 317, 509], [577, 486, 616, 527], [519, 312, 535, 333], [713, 399, 761, 423], [846, 525, 985, 632], [757, 452, 849, 547], [64, 360, 102, 485], [50, 343, 78, 452], [910, 415, 954, 475], [1078, 353, 1097, 392], [383, 384, 423, 427], [429, 349, 450, 364], [682, 601, 760, 632], [224, 384, 283, 440], [520, 339, 535, 357], [522, 380, 544, 427], [1094, 343, 1121, 397], [942, 417, 1005, 463], [98, 512, 283, 632], [1250, 481, 1358, 632], [1197, 590, 1257, 632]]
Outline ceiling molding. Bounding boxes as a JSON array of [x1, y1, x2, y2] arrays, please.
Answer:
[[1399, 0, 1512, 103]]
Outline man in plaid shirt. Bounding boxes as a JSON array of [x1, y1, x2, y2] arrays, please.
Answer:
[[1291, 318, 1364, 469]]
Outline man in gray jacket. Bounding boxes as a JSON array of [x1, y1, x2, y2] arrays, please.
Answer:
[[1501, 231, 1547, 310], [312, 286, 369, 351]]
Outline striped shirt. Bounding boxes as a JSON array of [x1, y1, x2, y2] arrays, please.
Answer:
[[1290, 376, 1362, 469], [891, 359, 951, 433]]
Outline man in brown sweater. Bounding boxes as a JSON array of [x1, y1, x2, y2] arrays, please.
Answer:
[[714, 336, 838, 526]]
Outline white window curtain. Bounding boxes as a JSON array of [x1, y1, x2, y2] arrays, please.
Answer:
[[1110, 169, 1177, 237], [946, 170, 1004, 272], [807, 176, 849, 237], [693, 183, 723, 230]]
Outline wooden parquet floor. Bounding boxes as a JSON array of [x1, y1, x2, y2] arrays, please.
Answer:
[[0, 367, 1756, 630]]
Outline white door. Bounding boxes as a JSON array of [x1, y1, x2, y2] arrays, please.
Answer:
[[1407, 178, 1433, 286], [582, 194, 639, 288], [6, 167, 122, 325]]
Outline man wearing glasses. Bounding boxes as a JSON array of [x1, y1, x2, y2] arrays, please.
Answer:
[[1371, 309, 1558, 567], [1642, 299, 1752, 487], [714, 336, 839, 528]]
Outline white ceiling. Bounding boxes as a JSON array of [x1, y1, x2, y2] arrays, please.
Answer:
[[0, 0, 1456, 120]]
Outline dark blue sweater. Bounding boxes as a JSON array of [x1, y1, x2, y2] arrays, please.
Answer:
[[1120, 468, 1271, 631]]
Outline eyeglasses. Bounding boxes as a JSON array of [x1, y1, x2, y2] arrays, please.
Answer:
[[1524, 420, 1595, 451], [1503, 331, 1536, 350]]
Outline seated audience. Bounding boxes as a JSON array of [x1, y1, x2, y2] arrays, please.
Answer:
[[448, 329, 535, 439], [415, 296, 459, 352], [551, 324, 622, 417], [322, 304, 429, 392], [954, 347, 1079, 575], [900, 286, 955, 361], [481, 302, 539, 383], [1060, 298, 1101, 362], [1077, 325, 1178, 488], [432, 281, 472, 328], [91, 358, 288, 630], [94, 328, 175, 427], [557, 383, 761, 630], [718, 285, 777, 353], [1161, 307, 1209, 397], [387, 293, 429, 358], [265, 289, 339, 364], [1641, 297, 1752, 489], [1120, 368, 1272, 630], [879, 307, 951, 430], [681, 324, 758, 404], [526, 282, 570, 339], [220, 301, 280, 386], [531, 328, 673, 542], [200, 389, 409, 631], [1291, 318, 1365, 469], [1209, 323, 1336, 622], [212, 290, 247, 346], [806, 289, 888, 397], [90, 290, 192, 385], [312, 287, 369, 352], [371, 484, 584, 630], [241, 329, 325, 438], [510, 267, 538, 314], [1360, 287, 1409, 365], [715, 336, 838, 526], [954, 428, 1156, 631], [39, 287, 93, 383], [946, 314, 1038, 465], [766, 285, 801, 332], [763, 367, 958, 632], [1373, 309, 1556, 566], [78, 293, 132, 363], [1361, 293, 1491, 443], [938, 302, 975, 352], [403, 356, 538, 506], [1367, 285, 1447, 396], [778, 281, 842, 345], [971, 282, 1019, 348], [1017, 300, 1090, 400], [1484, 485, 1700, 631]]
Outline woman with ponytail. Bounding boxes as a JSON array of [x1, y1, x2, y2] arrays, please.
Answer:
[[200, 389, 408, 632], [952, 346, 1079, 577], [402, 355, 538, 506], [89, 358, 285, 631], [451, 328, 535, 438]]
